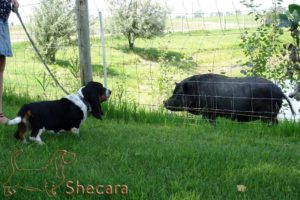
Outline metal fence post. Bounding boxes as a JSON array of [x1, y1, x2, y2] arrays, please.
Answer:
[[99, 11, 108, 95]]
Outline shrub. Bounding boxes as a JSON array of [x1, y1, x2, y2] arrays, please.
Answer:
[[30, 0, 75, 63]]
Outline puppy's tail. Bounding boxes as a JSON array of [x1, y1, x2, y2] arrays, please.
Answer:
[[7, 117, 22, 125], [7, 105, 32, 126]]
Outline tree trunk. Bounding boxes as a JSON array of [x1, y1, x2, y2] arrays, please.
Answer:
[[50, 53, 56, 63], [128, 32, 135, 49], [129, 40, 134, 49]]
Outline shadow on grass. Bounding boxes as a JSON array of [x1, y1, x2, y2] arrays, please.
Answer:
[[115, 46, 198, 70], [91, 64, 121, 77], [55, 59, 70, 68], [55, 59, 121, 77]]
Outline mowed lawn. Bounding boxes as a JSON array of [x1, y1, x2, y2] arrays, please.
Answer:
[[1, 20, 300, 199], [0, 98, 300, 200]]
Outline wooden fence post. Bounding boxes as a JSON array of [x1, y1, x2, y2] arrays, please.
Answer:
[[76, 0, 93, 86]]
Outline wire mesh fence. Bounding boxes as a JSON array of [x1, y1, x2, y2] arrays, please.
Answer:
[[5, 0, 300, 126]]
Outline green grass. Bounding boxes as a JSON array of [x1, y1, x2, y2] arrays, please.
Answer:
[[0, 96, 300, 200], [2, 21, 300, 199]]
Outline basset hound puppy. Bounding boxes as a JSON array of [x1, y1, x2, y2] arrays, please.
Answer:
[[8, 82, 111, 144]]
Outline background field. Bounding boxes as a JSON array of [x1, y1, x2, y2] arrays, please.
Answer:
[[6, 28, 292, 104]]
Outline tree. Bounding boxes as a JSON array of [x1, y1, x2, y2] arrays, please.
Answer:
[[279, 4, 300, 72], [239, 0, 286, 84], [108, 0, 168, 49], [279, 4, 300, 100], [194, 10, 203, 18], [30, 0, 75, 63]]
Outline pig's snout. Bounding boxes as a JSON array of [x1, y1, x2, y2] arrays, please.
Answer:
[[163, 99, 172, 108], [163, 100, 167, 106]]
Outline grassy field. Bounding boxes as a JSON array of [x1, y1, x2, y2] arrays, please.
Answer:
[[0, 95, 300, 199], [2, 18, 300, 199], [165, 14, 257, 31], [89, 14, 257, 36], [6, 28, 250, 107], [6, 26, 293, 108]]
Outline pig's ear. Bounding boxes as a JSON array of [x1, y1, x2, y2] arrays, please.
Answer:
[[183, 82, 191, 93]]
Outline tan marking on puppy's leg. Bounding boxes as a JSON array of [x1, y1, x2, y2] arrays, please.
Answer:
[[22, 110, 32, 123], [14, 123, 27, 143]]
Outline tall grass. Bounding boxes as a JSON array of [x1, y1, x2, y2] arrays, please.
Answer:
[[1, 98, 300, 200], [4, 88, 300, 139]]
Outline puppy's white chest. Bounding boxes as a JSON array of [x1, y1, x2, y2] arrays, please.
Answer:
[[65, 94, 88, 121]]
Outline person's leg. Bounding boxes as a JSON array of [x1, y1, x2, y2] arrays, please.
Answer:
[[0, 55, 8, 124]]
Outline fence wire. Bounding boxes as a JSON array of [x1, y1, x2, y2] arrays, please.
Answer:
[[5, 0, 300, 128]]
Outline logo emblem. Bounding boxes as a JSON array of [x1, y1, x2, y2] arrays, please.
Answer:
[[3, 149, 76, 197]]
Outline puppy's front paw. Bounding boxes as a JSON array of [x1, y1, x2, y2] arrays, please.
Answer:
[[29, 137, 45, 145], [70, 128, 80, 136]]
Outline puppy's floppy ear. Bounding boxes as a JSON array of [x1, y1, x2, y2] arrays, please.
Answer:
[[89, 95, 102, 119], [81, 82, 103, 119]]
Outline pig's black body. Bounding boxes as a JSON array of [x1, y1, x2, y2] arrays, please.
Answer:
[[164, 74, 294, 123]]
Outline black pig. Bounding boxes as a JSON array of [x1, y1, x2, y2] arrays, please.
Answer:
[[164, 74, 295, 123]]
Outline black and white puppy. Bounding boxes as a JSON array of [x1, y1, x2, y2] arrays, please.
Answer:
[[8, 82, 111, 145]]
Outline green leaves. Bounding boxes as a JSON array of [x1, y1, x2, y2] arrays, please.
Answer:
[[278, 13, 291, 27], [277, 4, 300, 80], [241, 2, 300, 83], [288, 4, 300, 14], [278, 4, 300, 28], [240, 0, 287, 83]]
